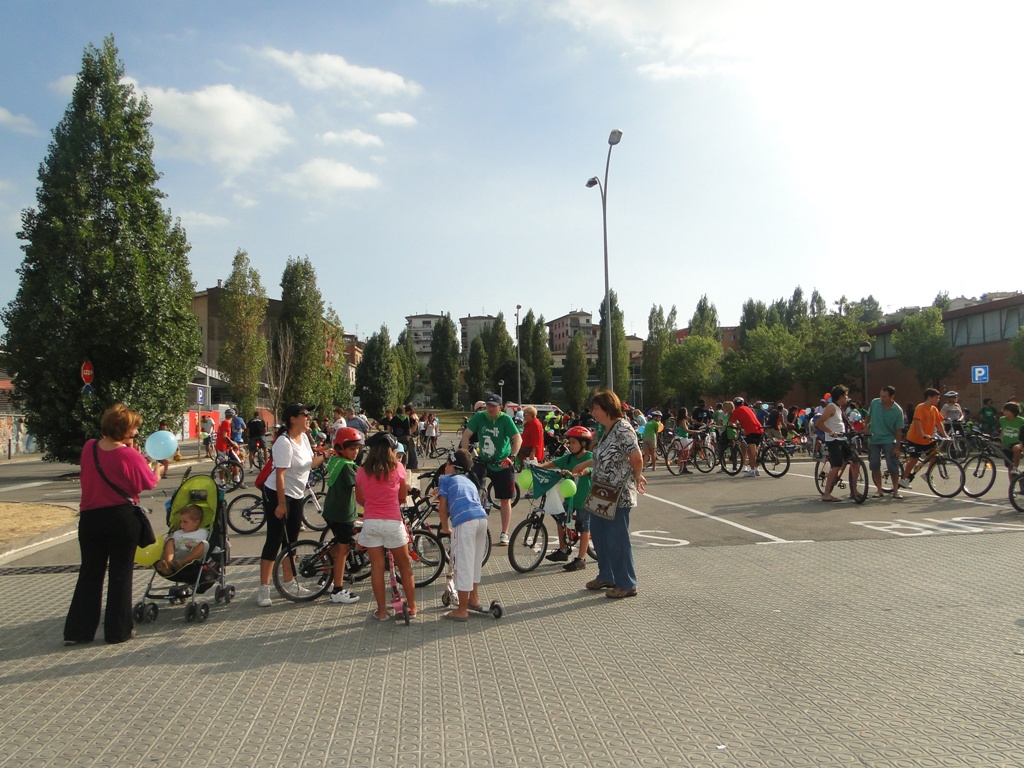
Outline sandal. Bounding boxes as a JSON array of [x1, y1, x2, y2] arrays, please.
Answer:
[[585, 579, 614, 591], [606, 587, 638, 599]]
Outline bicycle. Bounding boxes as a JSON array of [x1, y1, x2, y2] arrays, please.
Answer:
[[941, 420, 970, 461], [1009, 473, 1024, 513], [226, 491, 265, 534], [896, 439, 965, 498], [404, 489, 492, 566], [813, 437, 868, 503], [508, 469, 597, 573], [211, 450, 245, 492], [272, 522, 446, 602], [720, 430, 791, 478], [960, 432, 1001, 498], [664, 429, 717, 474]]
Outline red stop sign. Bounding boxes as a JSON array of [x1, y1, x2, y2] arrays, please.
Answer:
[[81, 361, 94, 385]]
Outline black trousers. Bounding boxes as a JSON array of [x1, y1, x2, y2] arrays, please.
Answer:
[[64, 504, 141, 644]]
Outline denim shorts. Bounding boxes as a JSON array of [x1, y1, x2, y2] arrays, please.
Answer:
[[867, 443, 900, 475]]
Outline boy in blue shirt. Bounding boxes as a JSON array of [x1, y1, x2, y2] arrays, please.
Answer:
[[437, 449, 490, 621]]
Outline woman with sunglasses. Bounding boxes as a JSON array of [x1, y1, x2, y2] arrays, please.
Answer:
[[256, 403, 327, 608]]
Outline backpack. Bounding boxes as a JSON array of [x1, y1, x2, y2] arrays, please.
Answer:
[[254, 437, 277, 492]]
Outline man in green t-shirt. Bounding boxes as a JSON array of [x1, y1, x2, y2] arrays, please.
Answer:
[[865, 385, 905, 498], [978, 398, 999, 435], [461, 393, 522, 545], [997, 402, 1024, 478]]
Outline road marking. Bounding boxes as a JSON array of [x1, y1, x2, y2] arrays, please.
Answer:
[[0, 481, 50, 494], [643, 492, 791, 543]]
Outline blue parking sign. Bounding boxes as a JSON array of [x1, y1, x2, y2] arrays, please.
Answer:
[[197, 385, 205, 405], [971, 365, 989, 384]]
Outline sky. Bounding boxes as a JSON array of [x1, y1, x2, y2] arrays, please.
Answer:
[[2, 1, 1023, 345]]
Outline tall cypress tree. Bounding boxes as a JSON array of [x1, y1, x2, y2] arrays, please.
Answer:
[[428, 313, 460, 408], [595, 290, 629, 395], [219, 249, 267, 417], [278, 257, 328, 408], [355, 325, 397, 419], [530, 315, 553, 403], [1, 36, 200, 462]]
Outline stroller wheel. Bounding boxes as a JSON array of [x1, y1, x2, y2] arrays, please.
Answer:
[[197, 602, 210, 623], [226, 585, 236, 603], [145, 603, 159, 623], [215, 586, 225, 604], [133, 602, 146, 623], [185, 603, 197, 623]]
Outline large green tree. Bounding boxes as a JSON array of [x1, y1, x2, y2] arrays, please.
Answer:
[[355, 325, 397, 419], [530, 315, 554, 403], [721, 324, 801, 403], [643, 304, 677, 407], [562, 331, 590, 413], [794, 312, 869, 396], [428, 313, 460, 408], [595, 290, 629, 395], [891, 306, 960, 389], [0, 37, 200, 462], [324, 306, 353, 408], [394, 329, 420, 404], [662, 335, 722, 405], [689, 295, 721, 340], [481, 312, 516, 379], [218, 249, 267, 417], [494, 359, 535, 404], [465, 336, 488, 405], [278, 256, 328, 407], [518, 310, 536, 398]]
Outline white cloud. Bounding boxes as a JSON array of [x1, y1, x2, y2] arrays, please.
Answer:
[[180, 210, 230, 227], [376, 111, 417, 127], [0, 107, 38, 136], [50, 74, 77, 96], [282, 158, 380, 195], [320, 129, 383, 147], [143, 84, 294, 174], [261, 48, 422, 97], [233, 192, 259, 208]]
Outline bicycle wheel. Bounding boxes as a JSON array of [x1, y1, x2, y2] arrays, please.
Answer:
[[945, 436, 969, 462], [486, 478, 520, 511], [759, 445, 791, 478], [253, 449, 265, 470], [722, 444, 744, 476], [406, 529, 445, 587], [813, 458, 833, 496], [226, 492, 266, 534], [692, 444, 716, 473], [848, 456, 868, 504], [1009, 476, 1024, 513], [926, 456, 965, 498], [211, 459, 244, 492], [665, 445, 686, 475], [302, 492, 328, 531], [962, 455, 997, 498], [308, 466, 327, 495], [273, 540, 333, 602], [508, 517, 548, 573]]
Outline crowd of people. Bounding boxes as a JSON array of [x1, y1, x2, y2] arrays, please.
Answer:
[[64, 384, 1024, 643]]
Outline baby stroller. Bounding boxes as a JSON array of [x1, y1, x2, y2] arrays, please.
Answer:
[[134, 470, 234, 624]]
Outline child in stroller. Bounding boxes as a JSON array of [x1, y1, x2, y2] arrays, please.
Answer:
[[155, 504, 208, 576]]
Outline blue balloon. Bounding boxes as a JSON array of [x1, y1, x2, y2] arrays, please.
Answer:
[[145, 430, 178, 461]]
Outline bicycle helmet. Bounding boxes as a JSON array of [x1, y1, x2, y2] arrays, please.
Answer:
[[565, 426, 594, 444], [224, 408, 235, 418], [732, 397, 745, 406], [334, 427, 364, 446], [365, 431, 399, 450], [944, 390, 958, 398]]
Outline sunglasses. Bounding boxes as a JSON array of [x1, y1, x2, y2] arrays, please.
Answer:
[[298, 412, 311, 418]]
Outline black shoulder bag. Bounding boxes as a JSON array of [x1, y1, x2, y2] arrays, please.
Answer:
[[91, 440, 157, 547]]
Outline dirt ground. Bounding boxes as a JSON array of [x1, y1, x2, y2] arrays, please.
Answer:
[[0, 502, 77, 545]]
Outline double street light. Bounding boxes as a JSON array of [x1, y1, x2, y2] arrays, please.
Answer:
[[587, 128, 623, 392]]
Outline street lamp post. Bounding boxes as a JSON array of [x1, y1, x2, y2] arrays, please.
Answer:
[[516, 304, 522, 405], [587, 128, 623, 393], [858, 341, 873, 403], [498, 379, 505, 405]]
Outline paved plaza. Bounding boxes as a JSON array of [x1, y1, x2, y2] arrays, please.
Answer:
[[2, 501, 1024, 767]]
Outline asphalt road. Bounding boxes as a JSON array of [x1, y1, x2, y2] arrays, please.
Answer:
[[3, 452, 1023, 567]]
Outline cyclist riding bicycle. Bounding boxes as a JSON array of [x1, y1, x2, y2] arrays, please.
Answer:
[[900, 388, 949, 488], [997, 402, 1024, 478], [215, 409, 245, 486]]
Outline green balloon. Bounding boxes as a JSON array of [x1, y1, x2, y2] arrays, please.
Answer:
[[559, 477, 577, 498], [517, 467, 533, 491]]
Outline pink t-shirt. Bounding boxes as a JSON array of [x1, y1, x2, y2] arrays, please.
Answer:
[[80, 439, 159, 511], [355, 463, 407, 521]]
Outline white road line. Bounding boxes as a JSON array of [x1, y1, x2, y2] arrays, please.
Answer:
[[789, 468, 1011, 509], [0, 481, 50, 494], [643, 492, 791, 543]]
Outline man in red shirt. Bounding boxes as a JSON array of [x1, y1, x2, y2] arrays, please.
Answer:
[[215, 408, 244, 487], [729, 397, 764, 477], [518, 406, 545, 462]]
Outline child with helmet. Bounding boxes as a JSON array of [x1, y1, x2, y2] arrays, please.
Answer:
[[537, 426, 595, 572], [322, 427, 365, 604]]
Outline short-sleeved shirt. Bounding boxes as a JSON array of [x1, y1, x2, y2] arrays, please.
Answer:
[[466, 411, 519, 466], [521, 418, 545, 461], [170, 528, 209, 559], [550, 450, 593, 511], [356, 463, 407, 521], [592, 419, 641, 508], [999, 416, 1024, 448], [437, 474, 488, 527], [730, 405, 764, 435], [266, 435, 314, 499], [866, 398, 904, 445], [80, 440, 160, 511], [230, 416, 246, 443], [979, 406, 999, 432], [323, 456, 357, 523], [389, 415, 411, 438], [907, 403, 942, 445], [215, 419, 233, 452]]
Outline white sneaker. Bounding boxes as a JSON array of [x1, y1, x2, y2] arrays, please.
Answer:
[[256, 584, 272, 607], [285, 580, 311, 598], [498, 532, 510, 546], [899, 478, 911, 489], [744, 469, 755, 477], [330, 588, 360, 604], [753, 469, 761, 477]]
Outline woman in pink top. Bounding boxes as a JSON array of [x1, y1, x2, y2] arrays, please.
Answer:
[[65, 404, 165, 645], [355, 431, 415, 620]]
